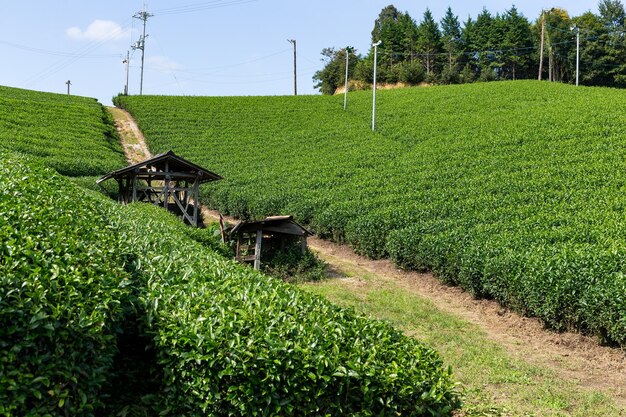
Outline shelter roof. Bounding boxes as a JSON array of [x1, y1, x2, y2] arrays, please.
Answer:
[[96, 150, 222, 184], [230, 215, 311, 237]]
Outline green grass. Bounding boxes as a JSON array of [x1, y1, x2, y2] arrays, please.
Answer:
[[0, 85, 125, 177], [116, 81, 626, 346], [300, 259, 623, 416]]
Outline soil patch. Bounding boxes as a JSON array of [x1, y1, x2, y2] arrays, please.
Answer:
[[108, 107, 152, 163]]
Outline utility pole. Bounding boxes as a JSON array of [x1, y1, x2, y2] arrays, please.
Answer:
[[133, 7, 153, 95], [372, 40, 382, 132], [574, 26, 580, 86], [287, 39, 297, 95], [65, 80, 71, 95], [538, 11, 545, 81], [344, 46, 353, 111], [123, 51, 130, 95]]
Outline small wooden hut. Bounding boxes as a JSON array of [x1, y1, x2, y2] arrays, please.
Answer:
[[96, 151, 222, 226], [231, 215, 311, 270]]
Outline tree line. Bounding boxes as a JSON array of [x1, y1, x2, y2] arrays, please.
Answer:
[[313, 1, 626, 94]]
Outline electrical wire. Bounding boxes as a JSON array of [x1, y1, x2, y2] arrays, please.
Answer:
[[152, 0, 257, 16], [22, 18, 133, 88], [147, 24, 186, 95], [175, 48, 292, 76], [0, 39, 118, 58]]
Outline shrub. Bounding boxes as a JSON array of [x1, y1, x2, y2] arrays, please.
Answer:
[[0, 152, 130, 416], [0, 151, 460, 416], [116, 81, 626, 346], [0, 86, 126, 178]]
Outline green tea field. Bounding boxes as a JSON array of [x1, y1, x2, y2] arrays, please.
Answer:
[[117, 80, 626, 347], [0, 86, 125, 177], [0, 86, 458, 417]]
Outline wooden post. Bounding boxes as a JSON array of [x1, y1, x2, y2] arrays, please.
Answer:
[[192, 177, 199, 226], [164, 176, 170, 209], [254, 229, 263, 270], [164, 160, 170, 209], [132, 170, 138, 202], [301, 236, 307, 255], [116, 179, 123, 203]]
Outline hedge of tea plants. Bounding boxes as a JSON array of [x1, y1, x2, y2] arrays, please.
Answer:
[[0, 85, 125, 177], [0, 153, 129, 415], [0, 151, 459, 416], [116, 80, 626, 346]]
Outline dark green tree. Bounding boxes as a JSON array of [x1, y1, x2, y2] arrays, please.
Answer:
[[501, 6, 533, 80], [599, 0, 626, 31], [313, 47, 361, 95], [417, 8, 442, 76], [371, 5, 404, 67], [571, 11, 612, 85], [460, 16, 479, 81], [598, 0, 626, 85], [398, 11, 419, 62], [470, 8, 499, 80], [368, 5, 421, 83], [440, 6, 462, 81]]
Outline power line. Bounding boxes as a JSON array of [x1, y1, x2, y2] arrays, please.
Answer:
[[22, 18, 133, 88], [0, 39, 118, 58], [176, 48, 292, 75], [174, 65, 318, 82], [152, 0, 257, 15], [149, 30, 185, 96]]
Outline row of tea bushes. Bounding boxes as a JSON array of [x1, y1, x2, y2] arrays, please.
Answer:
[[113, 189, 460, 416], [0, 152, 129, 415], [116, 81, 626, 346], [0, 85, 125, 177], [0, 151, 459, 415]]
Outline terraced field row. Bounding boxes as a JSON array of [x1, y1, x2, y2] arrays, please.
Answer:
[[0, 85, 125, 177], [0, 85, 457, 416], [117, 80, 626, 346]]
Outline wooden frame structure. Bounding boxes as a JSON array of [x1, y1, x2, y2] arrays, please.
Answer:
[[96, 151, 222, 226], [231, 216, 311, 270]]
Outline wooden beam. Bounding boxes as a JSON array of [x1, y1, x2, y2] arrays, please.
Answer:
[[164, 161, 170, 209], [132, 174, 137, 202], [193, 177, 199, 227], [171, 190, 195, 225], [116, 178, 123, 203], [254, 229, 263, 270], [301, 236, 307, 255]]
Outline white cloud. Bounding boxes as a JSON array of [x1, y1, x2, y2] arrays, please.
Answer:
[[66, 20, 130, 42], [147, 55, 183, 72]]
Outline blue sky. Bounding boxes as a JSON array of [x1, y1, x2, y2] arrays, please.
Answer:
[[0, 1, 596, 104]]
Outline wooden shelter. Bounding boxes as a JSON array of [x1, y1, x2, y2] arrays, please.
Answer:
[[231, 215, 311, 270], [96, 151, 222, 226]]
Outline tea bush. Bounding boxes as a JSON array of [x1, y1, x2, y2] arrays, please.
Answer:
[[1, 151, 459, 416], [0, 152, 130, 416], [117, 81, 626, 346], [0, 86, 125, 177]]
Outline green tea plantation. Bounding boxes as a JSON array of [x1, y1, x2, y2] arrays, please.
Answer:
[[116, 80, 626, 347], [0, 147, 459, 415], [0, 85, 125, 178]]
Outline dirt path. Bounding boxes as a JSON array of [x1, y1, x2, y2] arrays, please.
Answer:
[[108, 107, 152, 164], [107, 106, 626, 410]]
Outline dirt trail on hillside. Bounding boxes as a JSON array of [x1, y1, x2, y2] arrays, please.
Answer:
[[107, 106, 626, 410], [108, 107, 152, 164]]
